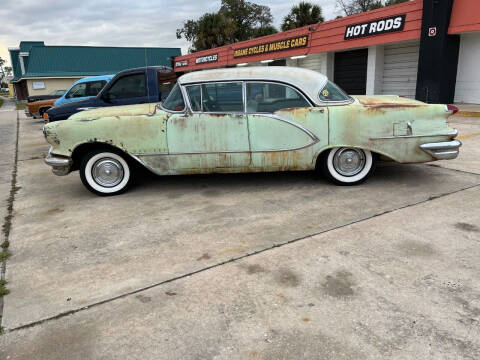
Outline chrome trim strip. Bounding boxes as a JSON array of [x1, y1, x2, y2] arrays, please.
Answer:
[[133, 141, 317, 157], [249, 113, 319, 141], [370, 129, 458, 140], [420, 140, 462, 160]]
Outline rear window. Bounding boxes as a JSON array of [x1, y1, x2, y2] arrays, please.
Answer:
[[319, 81, 350, 102]]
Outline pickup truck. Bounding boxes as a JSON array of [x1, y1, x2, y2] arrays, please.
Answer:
[[27, 89, 65, 103], [45, 66, 176, 123]]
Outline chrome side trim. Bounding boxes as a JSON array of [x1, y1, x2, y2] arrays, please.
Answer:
[[248, 113, 319, 141], [370, 129, 458, 140], [420, 140, 462, 160]]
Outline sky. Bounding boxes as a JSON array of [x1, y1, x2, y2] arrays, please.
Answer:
[[0, 0, 340, 67]]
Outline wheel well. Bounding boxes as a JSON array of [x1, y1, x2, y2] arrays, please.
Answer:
[[71, 142, 134, 171]]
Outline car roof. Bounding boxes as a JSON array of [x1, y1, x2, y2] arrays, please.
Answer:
[[75, 74, 115, 84], [178, 66, 328, 104]]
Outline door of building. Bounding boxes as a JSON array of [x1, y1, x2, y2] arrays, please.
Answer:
[[334, 49, 368, 95]]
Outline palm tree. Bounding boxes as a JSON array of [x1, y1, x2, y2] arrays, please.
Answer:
[[281, 2, 324, 31]]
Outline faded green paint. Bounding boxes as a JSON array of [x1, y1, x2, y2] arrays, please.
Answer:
[[44, 95, 456, 176]]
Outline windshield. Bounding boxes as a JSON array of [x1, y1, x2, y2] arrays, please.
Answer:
[[319, 81, 350, 102], [162, 84, 185, 111]]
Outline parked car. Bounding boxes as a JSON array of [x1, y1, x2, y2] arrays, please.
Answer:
[[43, 67, 461, 196], [26, 98, 57, 118], [27, 89, 65, 103], [53, 74, 114, 108], [45, 66, 176, 123]]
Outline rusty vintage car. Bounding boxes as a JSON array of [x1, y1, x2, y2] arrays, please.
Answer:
[[26, 98, 58, 119], [43, 67, 461, 196]]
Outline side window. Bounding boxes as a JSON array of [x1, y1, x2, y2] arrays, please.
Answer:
[[186, 85, 201, 111], [246, 82, 310, 113], [201, 82, 243, 112], [107, 73, 147, 99], [162, 84, 185, 112], [86, 80, 107, 97], [66, 83, 87, 98]]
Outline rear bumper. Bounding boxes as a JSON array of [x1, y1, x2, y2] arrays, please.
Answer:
[[420, 140, 462, 160], [44, 148, 72, 176]]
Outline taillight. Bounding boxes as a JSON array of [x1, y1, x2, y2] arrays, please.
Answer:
[[447, 105, 459, 115]]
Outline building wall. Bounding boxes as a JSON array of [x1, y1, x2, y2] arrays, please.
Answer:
[[454, 33, 480, 104], [26, 77, 82, 96]]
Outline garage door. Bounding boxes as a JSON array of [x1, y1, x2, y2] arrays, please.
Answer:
[[455, 33, 480, 104], [298, 53, 324, 73], [382, 41, 420, 98], [334, 49, 368, 95]]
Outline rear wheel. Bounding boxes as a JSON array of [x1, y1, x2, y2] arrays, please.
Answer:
[[80, 150, 132, 196], [319, 147, 375, 185]]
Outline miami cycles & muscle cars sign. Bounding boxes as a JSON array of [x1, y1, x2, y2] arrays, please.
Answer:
[[233, 35, 308, 58]]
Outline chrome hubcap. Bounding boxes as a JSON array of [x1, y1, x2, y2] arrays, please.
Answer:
[[92, 158, 124, 187], [333, 148, 366, 176]]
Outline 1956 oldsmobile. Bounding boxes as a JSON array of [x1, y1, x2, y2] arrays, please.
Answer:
[[43, 67, 461, 196]]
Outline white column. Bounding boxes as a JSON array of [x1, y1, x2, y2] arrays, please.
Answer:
[[325, 52, 334, 80], [366, 45, 384, 95]]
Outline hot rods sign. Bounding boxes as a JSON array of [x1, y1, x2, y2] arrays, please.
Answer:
[[344, 14, 406, 40]]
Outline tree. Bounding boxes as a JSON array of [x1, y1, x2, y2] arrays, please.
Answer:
[[384, 0, 409, 5], [336, 0, 383, 15], [281, 2, 324, 31], [176, 13, 236, 52], [336, 0, 409, 15], [4, 67, 12, 77], [176, 0, 277, 52]]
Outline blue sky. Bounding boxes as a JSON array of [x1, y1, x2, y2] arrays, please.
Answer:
[[0, 0, 340, 66]]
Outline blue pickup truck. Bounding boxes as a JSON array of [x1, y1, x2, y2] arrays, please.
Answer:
[[53, 75, 114, 107], [45, 66, 176, 123]]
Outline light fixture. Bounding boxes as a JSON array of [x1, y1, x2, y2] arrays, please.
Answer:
[[290, 55, 307, 60], [237, 63, 248, 66], [260, 59, 274, 63]]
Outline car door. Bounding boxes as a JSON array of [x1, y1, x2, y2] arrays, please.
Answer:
[[166, 82, 251, 170], [104, 72, 150, 107], [245, 82, 325, 170]]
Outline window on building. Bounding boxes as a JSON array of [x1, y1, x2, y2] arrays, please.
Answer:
[[201, 82, 243, 112], [162, 83, 185, 111], [107, 73, 147, 99], [246, 82, 310, 113]]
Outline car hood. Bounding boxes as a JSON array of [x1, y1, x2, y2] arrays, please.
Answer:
[[354, 95, 426, 107], [68, 103, 158, 121]]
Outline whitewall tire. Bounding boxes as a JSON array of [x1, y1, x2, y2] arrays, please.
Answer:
[[321, 147, 374, 185], [80, 150, 132, 196]]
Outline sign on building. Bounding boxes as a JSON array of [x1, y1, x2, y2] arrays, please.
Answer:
[[233, 35, 309, 58], [344, 15, 406, 40]]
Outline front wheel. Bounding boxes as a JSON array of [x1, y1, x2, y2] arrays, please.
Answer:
[[319, 147, 375, 185], [80, 150, 132, 196]]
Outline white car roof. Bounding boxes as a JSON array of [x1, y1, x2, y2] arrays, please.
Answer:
[[178, 66, 329, 105]]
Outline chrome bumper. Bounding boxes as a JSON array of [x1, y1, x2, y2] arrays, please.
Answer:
[[44, 148, 72, 176], [420, 140, 462, 160]]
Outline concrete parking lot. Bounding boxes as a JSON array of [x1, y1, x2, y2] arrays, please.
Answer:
[[0, 103, 479, 359]]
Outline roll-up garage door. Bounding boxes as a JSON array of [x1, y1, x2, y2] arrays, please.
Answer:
[[298, 53, 324, 73], [455, 33, 480, 104], [334, 49, 368, 95], [382, 41, 420, 98]]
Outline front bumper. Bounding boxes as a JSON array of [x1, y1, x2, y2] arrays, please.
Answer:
[[24, 106, 30, 117], [44, 148, 72, 176], [420, 140, 462, 160]]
